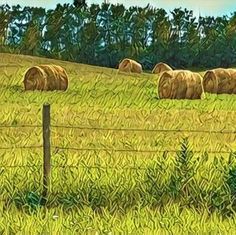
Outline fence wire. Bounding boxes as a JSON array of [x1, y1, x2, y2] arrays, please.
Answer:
[[52, 146, 233, 154], [0, 123, 235, 134], [0, 122, 235, 171], [0, 164, 41, 168], [52, 164, 148, 170], [0, 125, 41, 129], [51, 124, 235, 134], [0, 145, 42, 150]]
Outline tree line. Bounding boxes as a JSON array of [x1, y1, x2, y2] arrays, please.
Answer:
[[0, 3, 236, 70]]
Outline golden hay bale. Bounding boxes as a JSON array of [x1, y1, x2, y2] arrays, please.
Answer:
[[152, 62, 173, 74], [158, 70, 204, 99], [118, 58, 142, 73], [203, 68, 236, 94], [23, 64, 69, 91]]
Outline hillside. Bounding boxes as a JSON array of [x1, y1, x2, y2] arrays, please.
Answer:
[[1, 53, 236, 153], [1, 53, 236, 233]]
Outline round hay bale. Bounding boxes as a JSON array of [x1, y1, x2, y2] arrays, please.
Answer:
[[203, 68, 236, 94], [118, 58, 142, 73], [158, 70, 204, 99], [202, 70, 218, 93], [152, 62, 173, 74], [23, 64, 69, 91]]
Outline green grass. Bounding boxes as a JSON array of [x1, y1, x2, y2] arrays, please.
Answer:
[[2, 52, 236, 233], [2, 205, 236, 234]]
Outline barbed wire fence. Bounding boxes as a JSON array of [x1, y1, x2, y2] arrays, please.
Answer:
[[0, 103, 236, 201]]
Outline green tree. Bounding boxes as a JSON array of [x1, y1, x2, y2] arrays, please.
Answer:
[[73, 0, 87, 8], [20, 20, 41, 55], [0, 5, 10, 50], [1, 3, 236, 69]]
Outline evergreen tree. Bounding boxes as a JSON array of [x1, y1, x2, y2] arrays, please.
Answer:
[[73, 0, 87, 8]]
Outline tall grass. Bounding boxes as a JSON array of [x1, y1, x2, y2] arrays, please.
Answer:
[[0, 139, 235, 217], [1, 205, 236, 234], [0, 139, 236, 232], [2, 53, 236, 232]]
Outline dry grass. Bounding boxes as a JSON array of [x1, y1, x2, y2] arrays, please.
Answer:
[[2, 53, 236, 233]]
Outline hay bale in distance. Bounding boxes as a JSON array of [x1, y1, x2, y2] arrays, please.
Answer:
[[118, 58, 142, 73], [152, 62, 173, 74], [203, 68, 236, 94], [158, 70, 204, 99], [23, 64, 69, 91]]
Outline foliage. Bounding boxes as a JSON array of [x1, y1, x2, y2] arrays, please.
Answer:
[[0, 4, 236, 68], [73, 0, 87, 8]]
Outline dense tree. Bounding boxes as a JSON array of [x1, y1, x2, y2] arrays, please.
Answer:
[[0, 5, 10, 49], [0, 3, 236, 69], [73, 0, 87, 8]]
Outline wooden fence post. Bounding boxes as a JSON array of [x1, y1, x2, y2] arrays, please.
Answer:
[[42, 103, 51, 199]]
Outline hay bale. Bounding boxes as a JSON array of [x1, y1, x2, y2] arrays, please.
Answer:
[[158, 70, 204, 99], [203, 68, 236, 94], [23, 64, 69, 91], [152, 62, 173, 74], [118, 58, 142, 73]]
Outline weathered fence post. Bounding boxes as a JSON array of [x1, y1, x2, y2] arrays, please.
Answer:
[[42, 103, 51, 200]]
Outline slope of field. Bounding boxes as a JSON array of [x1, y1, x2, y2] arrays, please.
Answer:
[[1, 53, 236, 154], [2, 53, 236, 233]]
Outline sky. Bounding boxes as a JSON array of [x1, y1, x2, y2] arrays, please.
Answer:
[[0, 0, 236, 17]]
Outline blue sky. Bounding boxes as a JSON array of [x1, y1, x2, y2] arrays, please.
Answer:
[[0, 0, 236, 16]]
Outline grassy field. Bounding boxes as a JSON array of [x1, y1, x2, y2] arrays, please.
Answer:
[[2, 52, 236, 233]]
